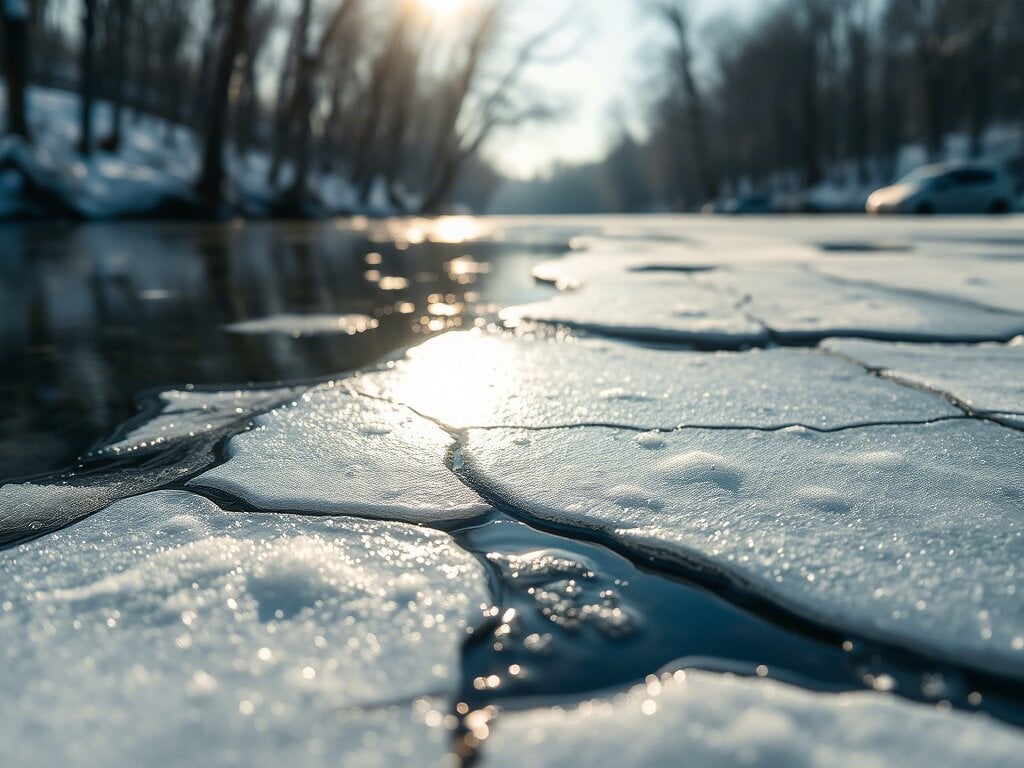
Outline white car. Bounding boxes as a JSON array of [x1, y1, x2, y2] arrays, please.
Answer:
[[866, 163, 1015, 214]]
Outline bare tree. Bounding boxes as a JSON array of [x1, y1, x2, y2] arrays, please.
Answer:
[[78, 0, 97, 155], [195, 0, 252, 204], [419, 2, 563, 212], [100, 0, 131, 151], [2, 0, 30, 139], [655, 1, 717, 201]]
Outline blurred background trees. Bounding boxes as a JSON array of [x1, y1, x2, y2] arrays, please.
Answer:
[[641, 0, 1024, 210], [2, 0, 1022, 214], [2, 0, 554, 212]]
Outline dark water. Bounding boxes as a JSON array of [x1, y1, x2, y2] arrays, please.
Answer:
[[451, 510, 1024, 730], [0, 218, 561, 481]]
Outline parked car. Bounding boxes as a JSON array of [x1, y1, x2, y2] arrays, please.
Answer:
[[866, 162, 1014, 214]]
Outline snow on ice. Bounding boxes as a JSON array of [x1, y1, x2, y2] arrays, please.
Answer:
[[191, 383, 488, 521], [464, 420, 1024, 676], [824, 337, 1024, 425], [0, 490, 491, 767], [352, 331, 958, 430], [481, 670, 1024, 768]]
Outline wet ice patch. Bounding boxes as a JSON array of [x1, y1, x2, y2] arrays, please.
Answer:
[[93, 386, 303, 458], [464, 421, 1024, 676], [824, 338, 1024, 421], [224, 313, 379, 337], [191, 384, 487, 521], [351, 332, 955, 430], [480, 670, 1024, 768], [0, 490, 491, 767]]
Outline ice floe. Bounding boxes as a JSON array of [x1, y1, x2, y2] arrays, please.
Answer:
[[513, 228, 1024, 346], [352, 332, 958, 430], [93, 386, 303, 458], [192, 383, 487, 521], [824, 338, 1024, 423], [503, 276, 769, 347], [814, 254, 1024, 315], [481, 670, 1024, 768], [695, 266, 1024, 344], [0, 490, 491, 767], [464, 420, 1024, 676], [224, 313, 380, 337]]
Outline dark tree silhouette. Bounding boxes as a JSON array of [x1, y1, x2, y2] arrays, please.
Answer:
[[2, 0, 30, 139], [195, 0, 252, 204], [78, 0, 97, 155]]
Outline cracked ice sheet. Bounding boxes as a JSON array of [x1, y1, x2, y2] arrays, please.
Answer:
[[0, 490, 489, 768], [480, 670, 1024, 768], [352, 332, 958, 430], [503, 275, 768, 347], [696, 266, 1024, 343], [824, 338, 1024, 425], [813, 254, 1024, 315], [93, 386, 304, 458], [191, 383, 487, 521], [464, 420, 1024, 676]]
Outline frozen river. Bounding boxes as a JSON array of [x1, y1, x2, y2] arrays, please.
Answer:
[[2, 214, 1024, 767]]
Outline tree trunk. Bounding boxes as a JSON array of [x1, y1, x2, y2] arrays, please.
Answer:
[[2, 1, 30, 139], [195, 0, 251, 204], [78, 0, 96, 156], [106, 0, 131, 151]]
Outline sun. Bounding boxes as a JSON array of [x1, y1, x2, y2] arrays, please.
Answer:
[[412, 0, 472, 18]]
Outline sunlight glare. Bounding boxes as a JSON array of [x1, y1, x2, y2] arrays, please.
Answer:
[[412, 0, 473, 19]]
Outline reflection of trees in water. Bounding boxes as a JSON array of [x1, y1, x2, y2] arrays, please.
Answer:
[[0, 221, 561, 480]]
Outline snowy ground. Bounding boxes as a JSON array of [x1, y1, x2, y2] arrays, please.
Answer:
[[0, 86, 377, 219], [2, 215, 1024, 766]]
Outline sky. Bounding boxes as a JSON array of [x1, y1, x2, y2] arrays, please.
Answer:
[[483, 0, 761, 180]]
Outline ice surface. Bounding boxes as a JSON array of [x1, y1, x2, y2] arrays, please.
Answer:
[[352, 332, 958, 430], [814, 254, 1024, 315], [481, 670, 1024, 768], [93, 387, 303, 458], [192, 383, 488, 521], [696, 266, 1024, 344], [512, 235, 1024, 345], [0, 490, 490, 767], [464, 420, 1024, 675], [824, 338, 1024, 420], [223, 314, 379, 337], [503, 276, 769, 347]]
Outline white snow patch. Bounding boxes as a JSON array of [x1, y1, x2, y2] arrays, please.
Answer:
[[0, 490, 490, 767], [482, 670, 1024, 768]]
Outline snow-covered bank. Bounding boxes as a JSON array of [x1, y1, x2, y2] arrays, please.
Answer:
[[0, 86, 393, 220]]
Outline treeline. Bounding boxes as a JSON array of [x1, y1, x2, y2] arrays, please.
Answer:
[[1, 0, 551, 212], [643, 0, 1024, 210]]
